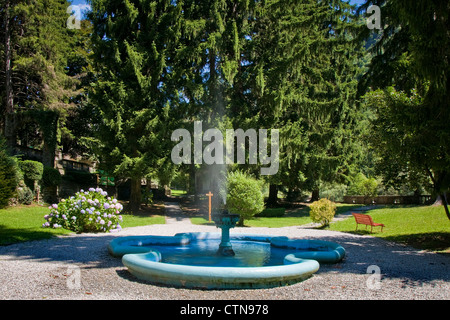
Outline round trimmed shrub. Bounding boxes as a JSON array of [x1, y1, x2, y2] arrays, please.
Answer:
[[42, 188, 123, 233], [20, 160, 44, 182], [309, 198, 337, 227], [226, 171, 264, 226]]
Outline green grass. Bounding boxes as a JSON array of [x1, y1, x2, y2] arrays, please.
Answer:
[[330, 205, 450, 253], [120, 213, 165, 228], [0, 204, 165, 246], [0, 205, 72, 245], [190, 216, 216, 225], [171, 189, 187, 197], [248, 204, 363, 228], [190, 204, 450, 253]]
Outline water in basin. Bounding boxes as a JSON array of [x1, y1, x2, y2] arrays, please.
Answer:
[[134, 239, 311, 267]]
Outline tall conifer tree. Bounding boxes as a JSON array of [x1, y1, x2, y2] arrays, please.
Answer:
[[0, 0, 80, 166], [88, 0, 184, 211]]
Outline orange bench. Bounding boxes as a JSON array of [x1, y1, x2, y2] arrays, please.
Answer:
[[352, 213, 385, 233]]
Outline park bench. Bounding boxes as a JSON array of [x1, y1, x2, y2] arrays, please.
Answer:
[[352, 213, 385, 233]]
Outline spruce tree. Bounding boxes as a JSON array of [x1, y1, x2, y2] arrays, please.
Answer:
[[88, 0, 184, 212], [235, 0, 363, 203], [0, 0, 80, 166]]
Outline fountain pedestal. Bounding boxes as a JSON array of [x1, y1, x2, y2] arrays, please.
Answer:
[[213, 210, 240, 256]]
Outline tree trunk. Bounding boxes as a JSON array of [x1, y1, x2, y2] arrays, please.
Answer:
[[432, 195, 442, 206], [42, 139, 55, 168], [189, 162, 196, 196], [3, 0, 15, 151], [266, 184, 278, 207], [40, 111, 59, 168], [440, 193, 450, 221], [311, 188, 320, 202], [128, 178, 141, 213]]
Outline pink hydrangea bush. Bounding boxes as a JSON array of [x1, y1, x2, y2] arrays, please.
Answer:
[[43, 188, 123, 233]]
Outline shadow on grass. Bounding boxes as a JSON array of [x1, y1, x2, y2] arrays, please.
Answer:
[[383, 232, 450, 254], [0, 224, 71, 246]]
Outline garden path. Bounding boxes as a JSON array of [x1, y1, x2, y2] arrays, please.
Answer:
[[164, 202, 192, 225]]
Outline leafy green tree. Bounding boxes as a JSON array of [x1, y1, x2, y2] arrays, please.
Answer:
[[358, 0, 450, 219], [347, 172, 378, 196]]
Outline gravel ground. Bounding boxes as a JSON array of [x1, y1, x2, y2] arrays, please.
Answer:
[[0, 220, 449, 300]]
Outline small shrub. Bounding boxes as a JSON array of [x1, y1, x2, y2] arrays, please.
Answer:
[[17, 185, 34, 205], [42, 187, 123, 233], [226, 171, 264, 226], [309, 198, 337, 227], [42, 166, 61, 204]]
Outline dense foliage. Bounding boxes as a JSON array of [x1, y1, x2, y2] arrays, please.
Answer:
[[0, 138, 18, 208]]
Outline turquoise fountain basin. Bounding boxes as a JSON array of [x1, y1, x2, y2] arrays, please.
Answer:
[[108, 232, 345, 289]]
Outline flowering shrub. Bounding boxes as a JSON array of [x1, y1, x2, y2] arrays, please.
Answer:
[[42, 188, 123, 233]]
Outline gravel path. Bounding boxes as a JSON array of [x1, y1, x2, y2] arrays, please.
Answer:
[[0, 209, 449, 300]]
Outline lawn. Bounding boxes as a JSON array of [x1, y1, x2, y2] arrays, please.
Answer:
[[190, 203, 449, 253], [247, 204, 362, 228], [2, 203, 449, 253], [330, 205, 450, 253], [0, 204, 165, 246], [0, 205, 72, 245], [171, 189, 187, 197]]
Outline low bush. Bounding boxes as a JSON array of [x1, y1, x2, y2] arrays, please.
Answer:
[[17, 185, 34, 205], [309, 198, 337, 227], [42, 187, 123, 233]]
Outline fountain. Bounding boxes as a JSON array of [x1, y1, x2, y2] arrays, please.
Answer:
[[108, 193, 346, 288], [213, 208, 240, 256]]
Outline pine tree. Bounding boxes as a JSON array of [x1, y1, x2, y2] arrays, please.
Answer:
[[88, 0, 184, 212], [0, 0, 80, 167], [234, 0, 364, 203]]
